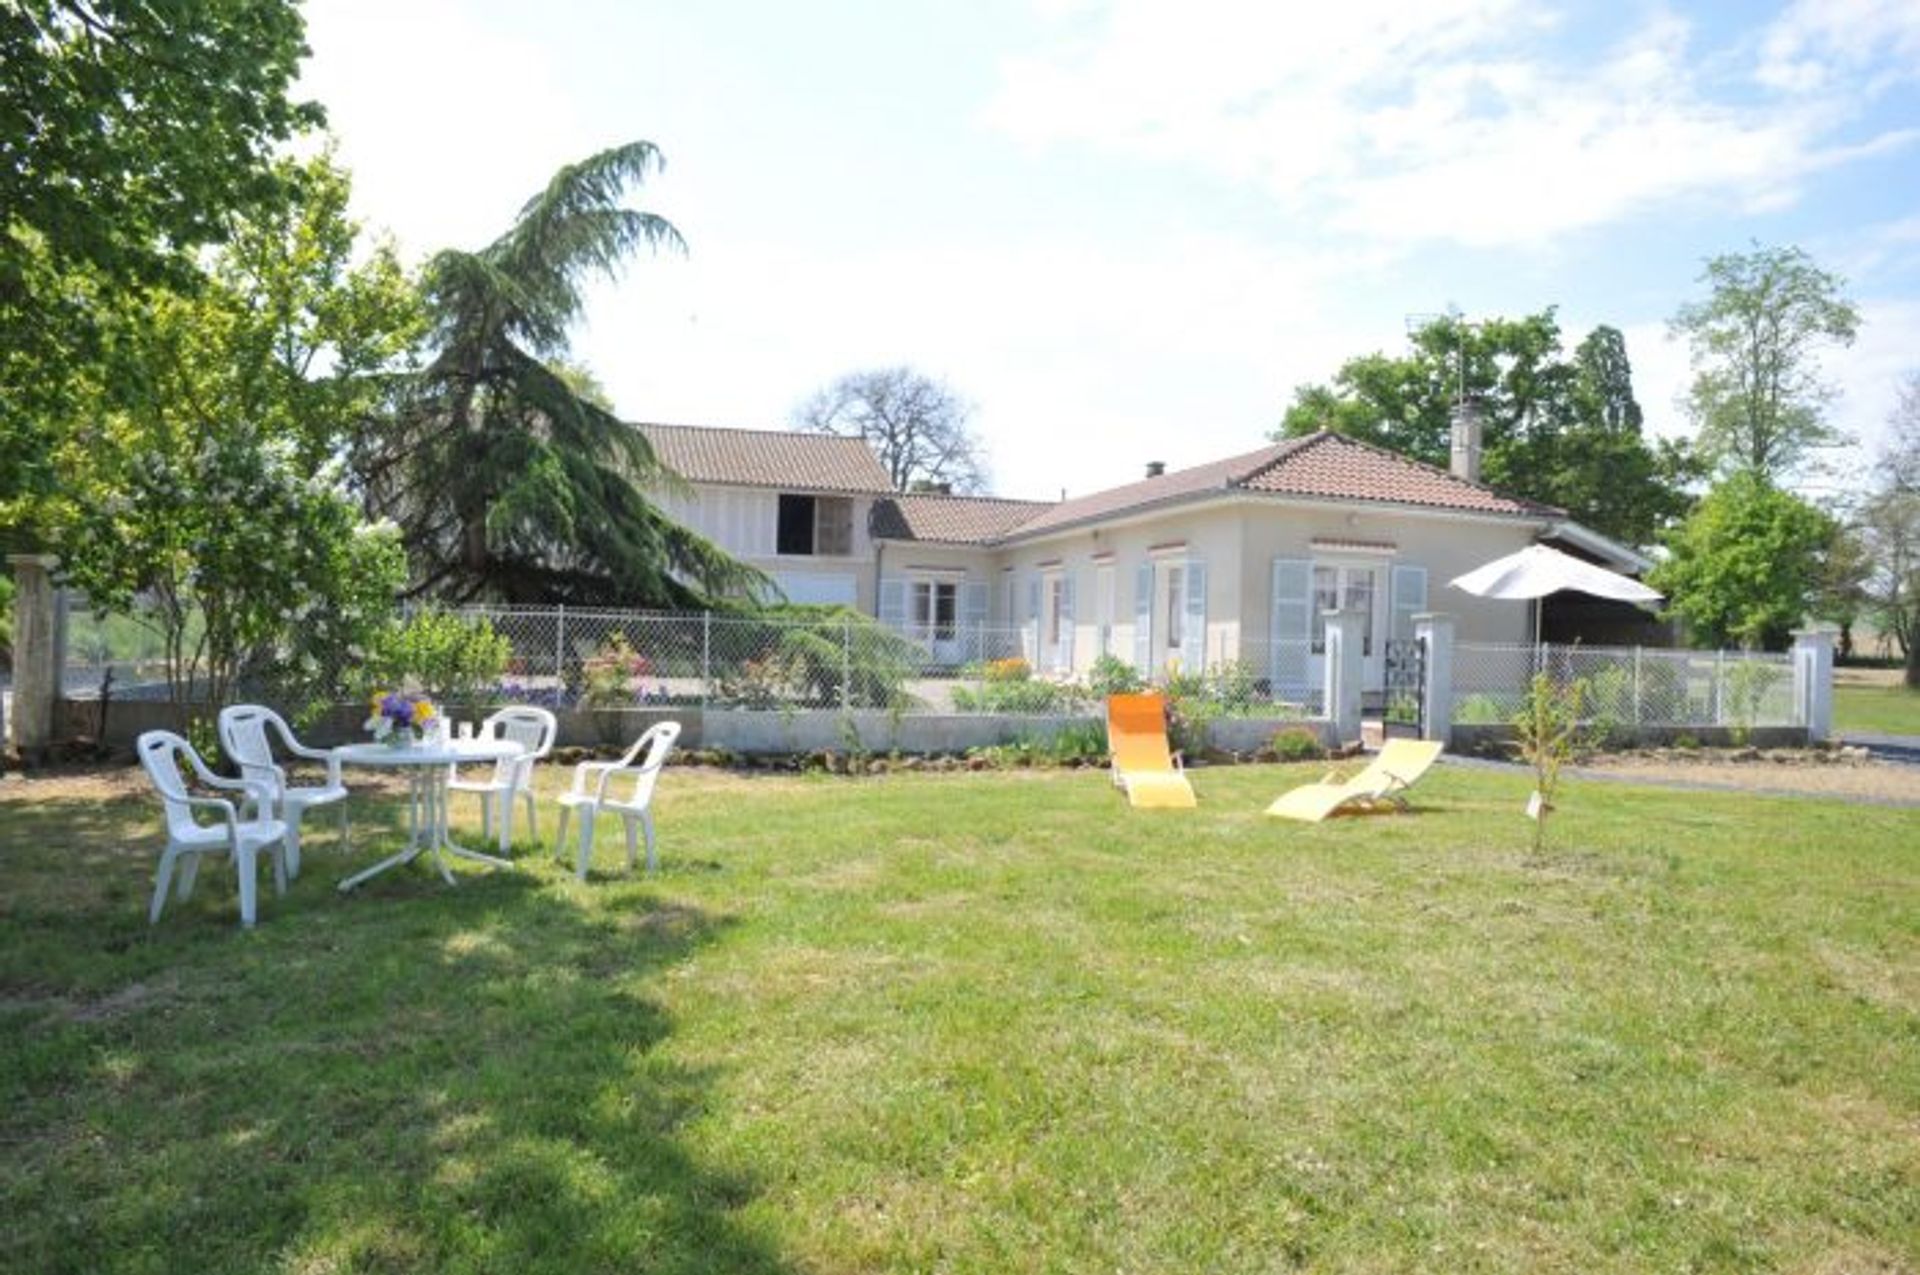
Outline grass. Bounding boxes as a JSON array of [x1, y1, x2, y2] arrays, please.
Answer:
[[1834, 681, 1920, 735], [1, 762, 1916, 1274]]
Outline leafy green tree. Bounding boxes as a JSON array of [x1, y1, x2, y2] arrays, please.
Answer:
[[1648, 472, 1837, 649], [2, 0, 321, 541], [1863, 372, 1920, 685], [1670, 243, 1860, 480], [48, 153, 419, 722], [1276, 313, 1697, 546], [357, 142, 765, 606]]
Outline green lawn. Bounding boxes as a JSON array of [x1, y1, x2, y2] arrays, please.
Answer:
[[1835, 681, 1920, 735], [2, 764, 1915, 1274]]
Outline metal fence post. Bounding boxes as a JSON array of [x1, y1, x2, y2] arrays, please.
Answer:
[[1713, 648, 1725, 725], [1633, 646, 1643, 727], [701, 612, 711, 705], [555, 604, 566, 694], [841, 619, 852, 711]]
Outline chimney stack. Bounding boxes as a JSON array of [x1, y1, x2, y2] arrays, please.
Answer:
[[1145, 460, 1166, 478], [1449, 398, 1483, 484]]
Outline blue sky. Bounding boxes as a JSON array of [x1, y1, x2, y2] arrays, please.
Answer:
[[301, 0, 1920, 503]]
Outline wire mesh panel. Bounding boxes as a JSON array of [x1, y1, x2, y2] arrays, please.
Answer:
[[1452, 642, 1798, 731]]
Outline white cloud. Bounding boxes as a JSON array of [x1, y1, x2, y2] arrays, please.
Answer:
[[1757, 0, 1920, 93], [985, 1, 1917, 248]]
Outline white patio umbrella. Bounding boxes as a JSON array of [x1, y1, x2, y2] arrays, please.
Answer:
[[1449, 543, 1662, 644]]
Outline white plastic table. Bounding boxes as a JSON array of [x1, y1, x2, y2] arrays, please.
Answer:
[[333, 737, 525, 892]]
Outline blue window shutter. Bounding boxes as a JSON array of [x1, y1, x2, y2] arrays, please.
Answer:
[[1059, 575, 1077, 673], [1270, 559, 1311, 700], [1184, 562, 1208, 672], [1133, 563, 1153, 675], [878, 578, 907, 629], [1026, 576, 1042, 666]]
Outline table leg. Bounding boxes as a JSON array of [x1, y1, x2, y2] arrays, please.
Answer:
[[429, 767, 513, 875]]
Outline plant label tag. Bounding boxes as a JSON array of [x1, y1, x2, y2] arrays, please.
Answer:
[[1526, 790, 1545, 821]]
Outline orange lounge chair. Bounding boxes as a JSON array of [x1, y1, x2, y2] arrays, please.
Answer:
[[1265, 738, 1444, 822], [1106, 692, 1197, 809]]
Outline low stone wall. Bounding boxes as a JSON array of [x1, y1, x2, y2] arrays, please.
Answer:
[[59, 698, 1336, 758]]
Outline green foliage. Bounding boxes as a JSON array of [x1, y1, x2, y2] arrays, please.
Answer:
[[1671, 243, 1860, 480], [2, 1, 321, 538], [1722, 659, 1786, 746], [1584, 666, 1635, 750], [970, 720, 1108, 768], [579, 632, 651, 710], [1271, 725, 1326, 762], [0, 573, 11, 663], [710, 606, 919, 710], [362, 608, 512, 707], [1649, 472, 1837, 649], [1086, 653, 1145, 697], [952, 675, 1090, 715], [1513, 672, 1589, 854], [1276, 312, 1699, 546], [357, 143, 766, 607], [1455, 694, 1508, 725], [46, 153, 418, 724]]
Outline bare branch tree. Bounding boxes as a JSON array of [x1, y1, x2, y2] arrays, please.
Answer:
[[793, 366, 989, 493]]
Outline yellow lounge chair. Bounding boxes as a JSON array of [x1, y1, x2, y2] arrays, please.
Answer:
[[1106, 692, 1197, 809], [1265, 738, 1444, 823]]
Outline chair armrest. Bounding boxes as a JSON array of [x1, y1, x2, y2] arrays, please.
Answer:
[[285, 740, 344, 785], [181, 794, 242, 842]]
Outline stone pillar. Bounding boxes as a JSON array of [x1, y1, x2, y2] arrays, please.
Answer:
[[1413, 612, 1455, 744], [8, 554, 61, 759], [1791, 627, 1837, 743], [1322, 609, 1364, 746]]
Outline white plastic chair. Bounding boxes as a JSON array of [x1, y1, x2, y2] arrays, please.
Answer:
[[554, 722, 680, 880], [217, 704, 349, 879], [449, 706, 557, 853], [137, 730, 289, 928]]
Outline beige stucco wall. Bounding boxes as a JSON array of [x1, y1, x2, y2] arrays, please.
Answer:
[[998, 503, 1245, 674], [1236, 498, 1543, 647]]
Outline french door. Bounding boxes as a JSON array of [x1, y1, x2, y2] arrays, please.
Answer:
[[1308, 562, 1385, 689]]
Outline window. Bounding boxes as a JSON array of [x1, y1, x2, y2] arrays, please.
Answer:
[[1095, 565, 1115, 655], [911, 580, 957, 640], [1165, 565, 1185, 651], [1048, 576, 1068, 646], [776, 494, 854, 556], [1310, 564, 1378, 657]]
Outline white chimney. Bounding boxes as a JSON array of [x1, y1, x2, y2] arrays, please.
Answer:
[[1449, 397, 1483, 484]]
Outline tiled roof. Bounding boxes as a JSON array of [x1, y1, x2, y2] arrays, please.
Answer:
[[1237, 432, 1558, 517], [1005, 431, 1554, 540], [870, 493, 1055, 545], [636, 423, 892, 494], [635, 423, 1556, 542]]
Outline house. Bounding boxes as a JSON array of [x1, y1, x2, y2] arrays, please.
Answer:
[[641, 413, 1649, 700]]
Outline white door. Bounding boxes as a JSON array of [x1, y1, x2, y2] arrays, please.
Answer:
[[1308, 562, 1385, 690], [910, 580, 962, 664]]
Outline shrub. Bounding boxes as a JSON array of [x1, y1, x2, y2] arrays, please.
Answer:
[[362, 608, 512, 709], [1202, 658, 1263, 712], [1513, 672, 1588, 855], [1455, 694, 1508, 725], [1271, 725, 1325, 762], [952, 677, 1089, 715], [1086, 653, 1144, 698], [1722, 659, 1784, 746], [982, 657, 1032, 683], [579, 631, 652, 710]]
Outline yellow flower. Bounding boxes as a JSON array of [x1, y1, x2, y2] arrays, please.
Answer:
[[411, 700, 437, 726]]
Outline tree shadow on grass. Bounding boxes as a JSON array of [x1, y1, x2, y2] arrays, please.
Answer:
[[0, 793, 794, 1275]]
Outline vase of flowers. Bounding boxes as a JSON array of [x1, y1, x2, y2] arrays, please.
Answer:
[[366, 691, 438, 747]]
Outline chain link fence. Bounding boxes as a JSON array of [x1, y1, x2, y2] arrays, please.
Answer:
[[1452, 642, 1798, 733]]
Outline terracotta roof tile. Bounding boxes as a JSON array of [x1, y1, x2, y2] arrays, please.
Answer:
[[1008, 439, 1311, 537], [636, 423, 891, 494], [871, 493, 1055, 545], [1238, 432, 1558, 517], [1005, 432, 1552, 539]]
